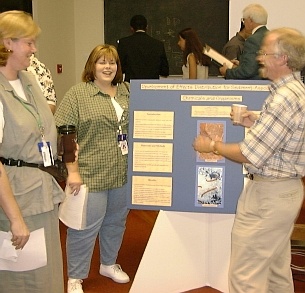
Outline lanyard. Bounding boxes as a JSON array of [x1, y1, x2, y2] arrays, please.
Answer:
[[17, 87, 45, 139]]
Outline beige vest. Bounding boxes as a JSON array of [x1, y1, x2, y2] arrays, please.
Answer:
[[0, 71, 64, 219]]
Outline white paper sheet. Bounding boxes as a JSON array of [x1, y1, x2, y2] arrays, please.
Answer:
[[59, 184, 88, 230], [203, 45, 234, 69], [0, 228, 47, 271]]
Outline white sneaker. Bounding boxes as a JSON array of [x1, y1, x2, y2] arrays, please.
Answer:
[[99, 264, 130, 283], [67, 279, 84, 293]]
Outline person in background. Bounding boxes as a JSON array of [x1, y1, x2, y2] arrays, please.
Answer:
[[0, 10, 78, 293], [222, 21, 252, 61], [0, 162, 29, 249], [193, 27, 305, 292], [219, 4, 268, 80], [27, 54, 57, 113], [55, 44, 130, 293], [177, 28, 211, 79], [117, 14, 169, 82]]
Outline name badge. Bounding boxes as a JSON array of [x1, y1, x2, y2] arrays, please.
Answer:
[[118, 133, 127, 142], [119, 140, 128, 155], [38, 141, 54, 167]]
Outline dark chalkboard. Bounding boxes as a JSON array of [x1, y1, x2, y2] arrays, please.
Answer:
[[0, 0, 32, 14], [104, 0, 229, 76]]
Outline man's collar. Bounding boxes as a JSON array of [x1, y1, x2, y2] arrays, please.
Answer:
[[269, 72, 301, 92], [252, 25, 265, 34]]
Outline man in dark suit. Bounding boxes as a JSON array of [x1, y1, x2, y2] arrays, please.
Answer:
[[220, 4, 268, 80], [117, 15, 169, 82]]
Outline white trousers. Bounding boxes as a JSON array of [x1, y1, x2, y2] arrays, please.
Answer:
[[229, 177, 304, 293]]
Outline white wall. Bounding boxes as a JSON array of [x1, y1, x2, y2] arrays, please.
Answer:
[[229, 0, 305, 38], [32, 0, 76, 102], [74, 0, 104, 86], [32, 0, 104, 102]]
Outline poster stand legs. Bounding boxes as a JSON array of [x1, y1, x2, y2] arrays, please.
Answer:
[[130, 210, 235, 293]]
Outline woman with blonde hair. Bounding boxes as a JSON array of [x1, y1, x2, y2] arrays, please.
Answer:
[[0, 10, 76, 293]]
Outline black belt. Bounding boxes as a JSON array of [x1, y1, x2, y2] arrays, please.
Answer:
[[246, 173, 297, 182], [0, 157, 42, 168], [246, 173, 254, 180]]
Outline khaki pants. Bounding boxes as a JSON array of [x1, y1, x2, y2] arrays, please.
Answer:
[[229, 177, 304, 293]]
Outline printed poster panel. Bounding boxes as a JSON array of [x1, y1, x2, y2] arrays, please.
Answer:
[[127, 79, 270, 213]]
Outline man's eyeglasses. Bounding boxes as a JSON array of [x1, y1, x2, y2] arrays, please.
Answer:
[[256, 50, 281, 57], [241, 17, 250, 23]]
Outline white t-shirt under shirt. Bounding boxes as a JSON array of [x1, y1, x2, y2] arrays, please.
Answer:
[[182, 53, 209, 79], [0, 79, 26, 142]]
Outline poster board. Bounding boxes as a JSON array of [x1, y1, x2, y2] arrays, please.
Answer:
[[127, 79, 270, 214], [129, 211, 235, 293]]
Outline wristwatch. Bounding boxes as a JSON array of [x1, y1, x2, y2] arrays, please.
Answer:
[[210, 140, 220, 155]]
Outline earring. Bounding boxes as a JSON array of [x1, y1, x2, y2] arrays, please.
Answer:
[[6, 49, 12, 53]]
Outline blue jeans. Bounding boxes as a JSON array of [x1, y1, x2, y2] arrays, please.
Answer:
[[67, 184, 129, 279]]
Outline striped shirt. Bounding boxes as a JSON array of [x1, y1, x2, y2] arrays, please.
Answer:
[[240, 72, 305, 178]]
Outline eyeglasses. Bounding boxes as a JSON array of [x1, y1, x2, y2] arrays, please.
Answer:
[[256, 50, 281, 57], [241, 17, 250, 23]]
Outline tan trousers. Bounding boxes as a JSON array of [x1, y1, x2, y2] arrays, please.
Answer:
[[229, 177, 304, 293]]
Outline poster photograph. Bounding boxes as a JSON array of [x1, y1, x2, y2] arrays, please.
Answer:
[[195, 166, 224, 208]]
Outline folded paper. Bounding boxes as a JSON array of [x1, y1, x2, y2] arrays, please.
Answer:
[[59, 184, 89, 230]]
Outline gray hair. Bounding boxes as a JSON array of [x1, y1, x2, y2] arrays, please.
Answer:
[[270, 28, 305, 71], [243, 4, 268, 25]]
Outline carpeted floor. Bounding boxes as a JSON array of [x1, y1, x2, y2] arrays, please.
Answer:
[[60, 209, 304, 293]]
